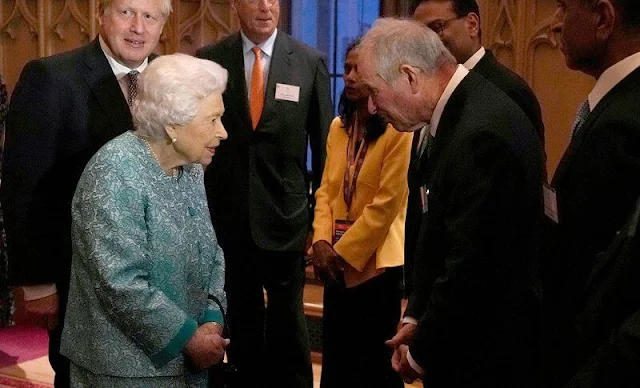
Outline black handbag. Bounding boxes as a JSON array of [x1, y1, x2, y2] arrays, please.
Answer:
[[207, 294, 238, 388]]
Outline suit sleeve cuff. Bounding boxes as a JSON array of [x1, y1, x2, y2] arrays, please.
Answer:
[[149, 318, 198, 368], [199, 309, 224, 326], [22, 284, 57, 301], [407, 348, 426, 375]]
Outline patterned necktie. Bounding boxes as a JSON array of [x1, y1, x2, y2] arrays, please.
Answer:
[[418, 125, 432, 159], [570, 99, 590, 139], [127, 70, 139, 107], [250, 47, 264, 129], [424, 131, 435, 159], [411, 131, 421, 166], [411, 125, 428, 162]]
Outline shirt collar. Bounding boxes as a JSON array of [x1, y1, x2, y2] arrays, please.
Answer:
[[588, 50, 640, 110], [430, 65, 470, 137], [241, 29, 278, 58], [99, 35, 148, 80], [463, 46, 486, 70]]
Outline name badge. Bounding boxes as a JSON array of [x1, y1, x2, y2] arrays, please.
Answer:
[[333, 219, 355, 245], [275, 83, 300, 102], [543, 183, 559, 224], [420, 185, 429, 214]]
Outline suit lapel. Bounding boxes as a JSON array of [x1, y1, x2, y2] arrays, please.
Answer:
[[584, 196, 640, 293], [551, 100, 607, 186], [552, 68, 640, 186], [422, 72, 481, 182], [417, 134, 431, 179], [410, 131, 420, 161], [258, 32, 293, 129], [473, 49, 494, 75], [225, 34, 253, 132], [82, 38, 132, 134]]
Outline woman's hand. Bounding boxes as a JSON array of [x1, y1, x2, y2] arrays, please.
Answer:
[[200, 321, 224, 336], [309, 240, 345, 284], [183, 325, 230, 370]]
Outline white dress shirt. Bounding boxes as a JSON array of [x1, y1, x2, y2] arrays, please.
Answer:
[[588, 50, 640, 110], [462, 46, 486, 70], [416, 65, 471, 157], [100, 35, 149, 101]]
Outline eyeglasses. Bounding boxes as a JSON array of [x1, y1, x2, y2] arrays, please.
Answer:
[[427, 15, 464, 35]]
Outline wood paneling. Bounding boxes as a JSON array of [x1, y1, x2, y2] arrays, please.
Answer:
[[0, 0, 238, 94], [477, 0, 594, 174]]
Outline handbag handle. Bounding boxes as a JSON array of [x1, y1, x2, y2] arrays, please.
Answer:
[[207, 294, 230, 336], [206, 294, 237, 388]]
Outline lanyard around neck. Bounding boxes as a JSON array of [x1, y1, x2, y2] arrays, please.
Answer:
[[343, 119, 368, 219]]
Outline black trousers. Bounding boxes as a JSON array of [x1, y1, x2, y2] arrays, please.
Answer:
[[320, 268, 404, 388], [50, 294, 70, 388], [222, 242, 312, 388]]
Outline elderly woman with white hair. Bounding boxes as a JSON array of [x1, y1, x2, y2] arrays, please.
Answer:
[[60, 53, 229, 388]]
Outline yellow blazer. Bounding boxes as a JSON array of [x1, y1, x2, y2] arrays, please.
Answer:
[[312, 117, 412, 286]]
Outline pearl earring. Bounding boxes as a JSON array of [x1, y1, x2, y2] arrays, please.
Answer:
[[171, 137, 177, 143]]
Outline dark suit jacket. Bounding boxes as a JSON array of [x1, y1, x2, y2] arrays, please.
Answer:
[[404, 50, 545, 295], [541, 67, 640, 386], [562, 196, 640, 388], [2, 38, 136, 297], [474, 50, 545, 146], [196, 32, 332, 252], [406, 71, 544, 387]]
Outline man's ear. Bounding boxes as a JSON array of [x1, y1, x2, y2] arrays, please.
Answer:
[[466, 12, 481, 39], [593, 0, 616, 41], [97, 6, 105, 27], [400, 64, 421, 94]]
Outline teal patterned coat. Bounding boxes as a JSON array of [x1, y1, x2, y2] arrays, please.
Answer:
[[61, 131, 226, 380]]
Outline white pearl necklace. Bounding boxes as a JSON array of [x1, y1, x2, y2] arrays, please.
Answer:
[[141, 138, 178, 177]]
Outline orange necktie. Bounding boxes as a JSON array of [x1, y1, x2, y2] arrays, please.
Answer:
[[250, 46, 264, 129]]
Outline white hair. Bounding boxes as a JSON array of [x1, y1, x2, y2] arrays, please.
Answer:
[[133, 53, 228, 140], [360, 17, 456, 83]]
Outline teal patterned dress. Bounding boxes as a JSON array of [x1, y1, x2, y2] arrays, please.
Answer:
[[60, 131, 226, 388]]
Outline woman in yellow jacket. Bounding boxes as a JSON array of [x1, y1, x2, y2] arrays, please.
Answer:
[[309, 39, 412, 388]]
